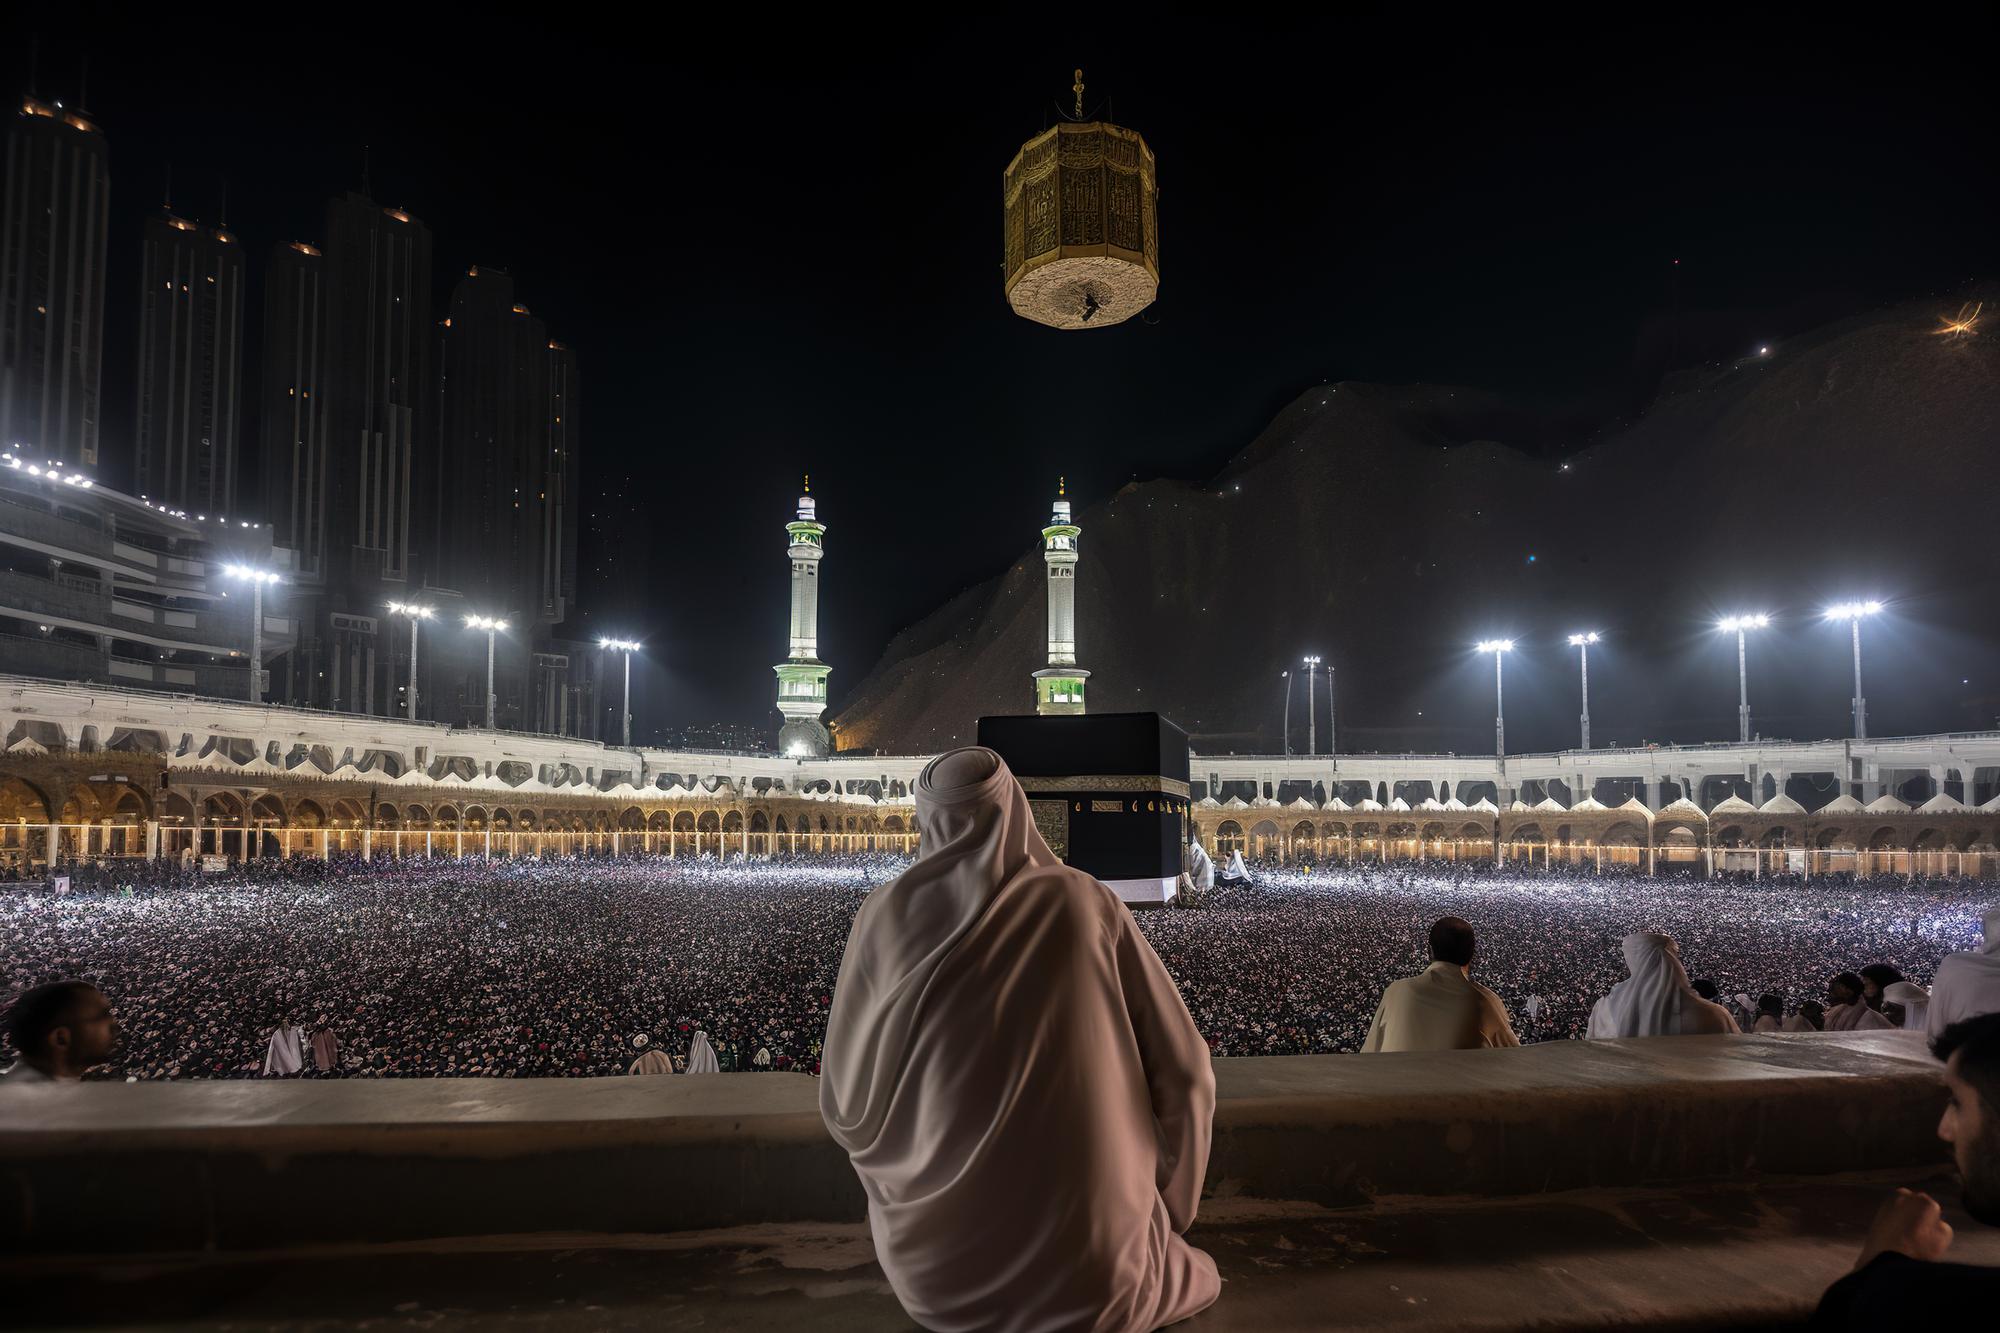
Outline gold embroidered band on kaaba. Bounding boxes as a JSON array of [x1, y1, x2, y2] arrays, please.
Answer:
[[1015, 774, 1192, 799]]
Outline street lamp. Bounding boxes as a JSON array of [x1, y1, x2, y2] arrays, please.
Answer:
[[599, 638, 641, 747], [464, 614, 509, 730], [1302, 655, 1322, 756], [1567, 632, 1600, 751], [1476, 640, 1513, 755], [222, 563, 282, 703], [387, 602, 435, 721], [1823, 600, 1883, 739], [1280, 669, 1292, 756], [1718, 614, 1769, 743]]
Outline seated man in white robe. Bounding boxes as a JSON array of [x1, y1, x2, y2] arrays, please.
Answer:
[[822, 747, 1219, 1333], [1586, 932, 1741, 1038], [1930, 907, 2000, 1038], [1362, 916, 1519, 1053]]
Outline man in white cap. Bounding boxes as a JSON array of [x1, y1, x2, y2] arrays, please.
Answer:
[[1929, 907, 2000, 1038], [821, 747, 1219, 1332]]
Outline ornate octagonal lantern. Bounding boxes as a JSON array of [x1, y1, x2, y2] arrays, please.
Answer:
[[1003, 72, 1159, 330]]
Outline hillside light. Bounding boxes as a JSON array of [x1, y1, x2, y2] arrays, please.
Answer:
[[1824, 601, 1884, 739], [1475, 640, 1514, 755], [222, 564, 282, 703], [388, 602, 436, 721], [1567, 632, 1600, 751], [1718, 614, 1770, 742], [465, 615, 510, 730], [600, 638, 642, 747]]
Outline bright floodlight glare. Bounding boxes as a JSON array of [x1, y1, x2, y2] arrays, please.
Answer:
[[1302, 654, 1321, 666], [387, 601, 435, 619], [464, 614, 509, 631], [1824, 600, 1885, 621], [222, 563, 280, 584], [599, 637, 641, 651], [1718, 614, 1770, 632], [1568, 632, 1600, 646], [1476, 639, 1514, 653]]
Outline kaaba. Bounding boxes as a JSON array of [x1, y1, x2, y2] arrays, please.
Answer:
[[976, 711, 1192, 906]]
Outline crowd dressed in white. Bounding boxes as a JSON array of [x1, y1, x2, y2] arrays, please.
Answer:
[[1, 841, 1994, 1081]]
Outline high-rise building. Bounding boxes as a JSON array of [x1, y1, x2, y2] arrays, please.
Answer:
[[259, 239, 329, 703], [134, 210, 244, 513], [270, 193, 432, 715], [322, 192, 431, 591], [261, 240, 327, 579], [434, 267, 577, 626], [773, 479, 830, 756], [1033, 479, 1088, 715], [0, 95, 109, 472]]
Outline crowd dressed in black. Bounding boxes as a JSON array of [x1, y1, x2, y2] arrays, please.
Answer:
[[1, 854, 1988, 1077]]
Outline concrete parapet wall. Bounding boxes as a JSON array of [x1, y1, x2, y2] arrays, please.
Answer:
[[0, 1031, 1948, 1255]]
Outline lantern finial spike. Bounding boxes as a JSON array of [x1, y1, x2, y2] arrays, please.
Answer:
[[1073, 69, 1084, 120]]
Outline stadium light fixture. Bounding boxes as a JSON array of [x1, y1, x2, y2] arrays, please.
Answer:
[[464, 615, 510, 730], [1717, 614, 1769, 742], [1823, 600, 1885, 739], [600, 638, 642, 747], [222, 564, 282, 703], [1475, 640, 1513, 755], [388, 603, 437, 720], [1567, 632, 1600, 750]]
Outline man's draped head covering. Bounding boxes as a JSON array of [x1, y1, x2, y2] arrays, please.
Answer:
[[821, 747, 1073, 1154], [1884, 981, 1931, 1031], [1982, 908, 2000, 955], [1591, 931, 1698, 1038]]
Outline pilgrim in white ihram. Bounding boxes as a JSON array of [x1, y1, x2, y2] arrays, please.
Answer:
[[821, 747, 1219, 1333]]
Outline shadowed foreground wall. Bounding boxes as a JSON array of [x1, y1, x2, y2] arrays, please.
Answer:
[[0, 1031, 1949, 1255]]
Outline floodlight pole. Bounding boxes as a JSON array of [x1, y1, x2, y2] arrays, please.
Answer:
[[1850, 617, 1867, 741], [1736, 627, 1751, 744]]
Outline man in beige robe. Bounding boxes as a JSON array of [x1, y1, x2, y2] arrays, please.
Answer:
[[1362, 916, 1519, 1053], [821, 747, 1219, 1333]]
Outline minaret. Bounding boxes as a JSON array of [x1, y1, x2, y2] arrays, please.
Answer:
[[1033, 478, 1089, 715], [774, 476, 832, 755]]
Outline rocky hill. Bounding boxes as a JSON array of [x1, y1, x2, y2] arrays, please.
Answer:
[[832, 289, 2000, 755]]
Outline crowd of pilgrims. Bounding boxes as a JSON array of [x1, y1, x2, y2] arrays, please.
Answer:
[[0, 851, 1990, 1079]]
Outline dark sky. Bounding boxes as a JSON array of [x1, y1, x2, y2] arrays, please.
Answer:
[[8, 14, 1996, 737]]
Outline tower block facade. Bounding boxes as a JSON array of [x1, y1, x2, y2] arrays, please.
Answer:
[[774, 480, 831, 755], [1033, 481, 1089, 715]]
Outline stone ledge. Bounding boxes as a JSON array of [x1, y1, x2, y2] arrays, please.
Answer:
[[8, 1176, 1999, 1331], [0, 1032, 1950, 1255]]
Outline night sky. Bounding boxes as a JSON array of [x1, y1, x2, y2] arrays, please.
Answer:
[[8, 15, 1996, 740]]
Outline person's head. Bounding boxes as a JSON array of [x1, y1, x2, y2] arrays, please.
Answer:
[[1690, 978, 1719, 1002], [1800, 1000, 1826, 1030], [1932, 1013, 2000, 1225], [1428, 916, 1475, 968], [1757, 992, 1785, 1020], [1829, 971, 1865, 1007], [4, 980, 117, 1078], [1858, 964, 1904, 1008]]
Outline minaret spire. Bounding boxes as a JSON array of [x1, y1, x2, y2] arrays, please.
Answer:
[[1033, 479, 1089, 715], [773, 479, 832, 755]]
